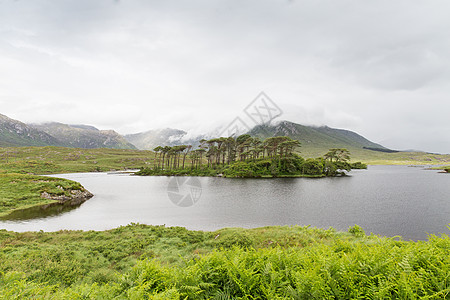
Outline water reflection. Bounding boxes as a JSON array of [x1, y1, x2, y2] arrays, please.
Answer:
[[0, 199, 84, 221]]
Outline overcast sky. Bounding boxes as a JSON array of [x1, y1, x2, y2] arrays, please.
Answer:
[[0, 0, 449, 153]]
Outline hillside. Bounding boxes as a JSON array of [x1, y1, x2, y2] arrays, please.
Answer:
[[1, 114, 137, 150], [124, 128, 203, 150], [0, 114, 60, 147], [30, 123, 136, 150], [248, 120, 389, 158]]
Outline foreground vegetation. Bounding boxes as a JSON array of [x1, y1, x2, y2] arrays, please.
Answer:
[[0, 224, 448, 299], [0, 173, 89, 217]]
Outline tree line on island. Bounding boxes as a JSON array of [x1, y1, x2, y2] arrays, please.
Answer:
[[137, 134, 367, 177]]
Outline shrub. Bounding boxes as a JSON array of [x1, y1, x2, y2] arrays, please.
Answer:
[[350, 162, 368, 169], [348, 224, 365, 237], [212, 230, 254, 248], [301, 159, 324, 175], [223, 162, 259, 178]]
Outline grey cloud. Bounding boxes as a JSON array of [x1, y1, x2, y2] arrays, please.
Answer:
[[0, 0, 449, 153]]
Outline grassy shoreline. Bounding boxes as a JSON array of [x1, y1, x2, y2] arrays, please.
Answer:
[[429, 165, 450, 172], [0, 173, 92, 217]]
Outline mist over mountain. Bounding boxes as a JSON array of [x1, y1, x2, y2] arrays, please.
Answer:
[[124, 129, 205, 150]]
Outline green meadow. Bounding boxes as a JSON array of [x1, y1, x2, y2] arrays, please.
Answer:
[[0, 146, 153, 174]]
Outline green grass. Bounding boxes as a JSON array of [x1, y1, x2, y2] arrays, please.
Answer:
[[349, 149, 450, 165], [298, 146, 450, 165], [430, 165, 450, 172], [0, 224, 448, 299], [0, 173, 86, 216], [0, 146, 154, 174]]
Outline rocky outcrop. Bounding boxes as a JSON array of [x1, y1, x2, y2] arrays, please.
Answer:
[[41, 189, 93, 206]]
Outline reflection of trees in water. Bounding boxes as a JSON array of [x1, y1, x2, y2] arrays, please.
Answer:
[[0, 199, 84, 221]]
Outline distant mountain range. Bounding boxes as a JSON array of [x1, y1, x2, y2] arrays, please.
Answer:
[[31, 122, 136, 150], [0, 114, 60, 147], [1, 113, 394, 155], [0, 113, 135, 149]]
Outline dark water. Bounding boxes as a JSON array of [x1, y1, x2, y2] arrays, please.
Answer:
[[0, 166, 448, 240]]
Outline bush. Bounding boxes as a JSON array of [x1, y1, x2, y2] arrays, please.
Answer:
[[212, 230, 254, 248], [301, 159, 324, 175], [348, 224, 365, 237], [350, 162, 368, 169], [223, 162, 260, 178]]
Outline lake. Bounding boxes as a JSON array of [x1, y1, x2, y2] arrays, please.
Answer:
[[1, 165, 449, 240]]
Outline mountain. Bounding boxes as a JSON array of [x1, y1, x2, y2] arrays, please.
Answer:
[[0, 113, 137, 149], [124, 128, 204, 150], [30, 122, 136, 150], [0, 114, 60, 147], [125, 121, 389, 158], [1, 112, 391, 156], [248, 120, 389, 157]]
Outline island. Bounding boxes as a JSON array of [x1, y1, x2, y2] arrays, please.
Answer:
[[136, 135, 367, 177]]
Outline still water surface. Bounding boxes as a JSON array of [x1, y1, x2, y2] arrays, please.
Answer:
[[1, 165, 448, 240]]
